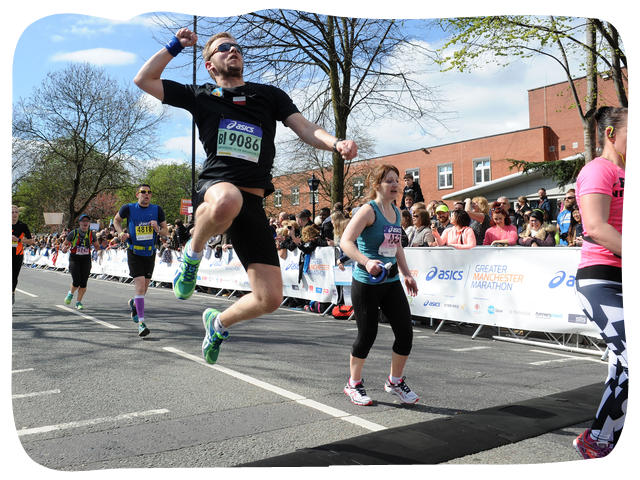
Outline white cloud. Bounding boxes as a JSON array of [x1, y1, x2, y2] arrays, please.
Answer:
[[50, 48, 137, 66], [136, 92, 165, 117], [144, 157, 193, 169], [163, 135, 206, 159], [358, 37, 576, 157]]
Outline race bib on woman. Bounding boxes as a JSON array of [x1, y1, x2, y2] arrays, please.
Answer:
[[378, 225, 402, 257], [217, 119, 263, 163]]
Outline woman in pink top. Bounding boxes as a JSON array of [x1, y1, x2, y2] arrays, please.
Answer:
[[431, 209, 476, 249], [572, 106, 626, 460], [483, 203, 518, 246]]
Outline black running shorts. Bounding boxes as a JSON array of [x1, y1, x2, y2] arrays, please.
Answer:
[[195, 180, 279, 270], [69, 255, 92, 288], [127, 250, 156, 279]]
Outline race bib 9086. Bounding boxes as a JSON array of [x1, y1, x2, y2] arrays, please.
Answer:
[[217, 119, 263, 163]]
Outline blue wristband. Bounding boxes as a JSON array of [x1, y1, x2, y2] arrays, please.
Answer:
[[165, 36, 184, 57]]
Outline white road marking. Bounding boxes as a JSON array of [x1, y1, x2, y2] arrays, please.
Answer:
[[451, 346, 491, 352], [12, 368, 35, 374], [15, 288, 37, 297], [13, 389, 60, 399], [416, 336, 430, 339], [55, 305, 120, 329], [163, 346, 387, 432], [17, 409, 170, 437], [528, 349, 604, 365]]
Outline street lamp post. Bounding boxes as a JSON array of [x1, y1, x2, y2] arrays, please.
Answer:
[[307, 173, 320, 221]]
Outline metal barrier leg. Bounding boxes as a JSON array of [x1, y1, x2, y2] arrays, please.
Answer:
[[280, 297, 289, 307], [471, 324, 483, 339], [322, 304, 334, 316], [434, 319, 446, 334]]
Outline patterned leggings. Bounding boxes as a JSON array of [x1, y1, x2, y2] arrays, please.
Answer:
[[575, 266, 626, 445]]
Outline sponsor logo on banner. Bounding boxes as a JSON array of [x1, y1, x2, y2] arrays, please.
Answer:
[[425, 266, 464, 282], [535, 312, 563, 320], [315, 287, 323, 293], [423, 300, 441, 308], [470, 264, 525, 291], [285, 262, 297, 271], [291, 285, 299, 290], [309, 260, 330, 272], [568, 313, 588, 324], [548, 270, 576, 288]]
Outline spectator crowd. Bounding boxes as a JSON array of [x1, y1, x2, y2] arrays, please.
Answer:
[[25, 186, 583, 313]]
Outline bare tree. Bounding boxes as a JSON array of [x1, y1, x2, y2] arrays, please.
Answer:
[[152, 10, 447, 204], [12, 63, 166, 227]]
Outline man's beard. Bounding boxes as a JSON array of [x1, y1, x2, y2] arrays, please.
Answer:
[[219, 63, 243, 79]]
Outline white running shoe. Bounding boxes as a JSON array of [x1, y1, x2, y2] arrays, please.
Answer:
[[384, 376, 419, 404], [343, 380, 373, 406]]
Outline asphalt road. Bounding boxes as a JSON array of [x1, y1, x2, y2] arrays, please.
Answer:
[[11, 265, 610, 471]]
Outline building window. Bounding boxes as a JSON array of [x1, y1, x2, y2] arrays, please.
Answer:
[[353, 176, 365, 199], [438, 163, 453, 189], [274, 189, 282, 208], [473, 157, 491, 184], [291, 187, 299, 206], [549, 146, 556, 152], [405, 168, 420, 184], [309, 190, 319, 205]]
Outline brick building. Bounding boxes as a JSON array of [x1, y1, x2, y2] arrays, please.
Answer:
[[268, 72, 626, 219]]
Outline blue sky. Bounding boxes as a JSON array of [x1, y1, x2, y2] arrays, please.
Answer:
[[10, 5, 590, 170]]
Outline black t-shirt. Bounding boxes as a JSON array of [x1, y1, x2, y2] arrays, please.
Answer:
[[12, 221, 32, 256], [162, 80, 300, 196]]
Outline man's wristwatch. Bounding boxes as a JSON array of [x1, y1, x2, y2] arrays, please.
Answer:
[[333, 138, 344, 153]]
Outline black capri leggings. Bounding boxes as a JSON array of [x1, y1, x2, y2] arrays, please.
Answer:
[[350, 278, 413, 358], [12, 254, 23, 291], [69, 256, 92, 289]]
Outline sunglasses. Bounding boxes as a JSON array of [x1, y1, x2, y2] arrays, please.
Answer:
[[211, 42, 243, 56], [138, 189, 152, 194], [564, 196, 575, 200]]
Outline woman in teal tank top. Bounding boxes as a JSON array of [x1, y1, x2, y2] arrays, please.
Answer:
[[339, 164, 419, 406]]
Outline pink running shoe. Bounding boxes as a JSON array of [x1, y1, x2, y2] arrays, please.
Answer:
[[573, 429, 613, 459]]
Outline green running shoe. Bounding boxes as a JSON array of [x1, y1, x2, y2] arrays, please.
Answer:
[[138, 321, 150, 337], [64, 292, 73, 305], [76, 301, 84, 311], [173, 240, 201, 300], [202, 308, 228, 364], [128, 298, 138, 323]]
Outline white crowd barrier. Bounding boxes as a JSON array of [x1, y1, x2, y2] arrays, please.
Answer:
[[24, 245, 599, 338]]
